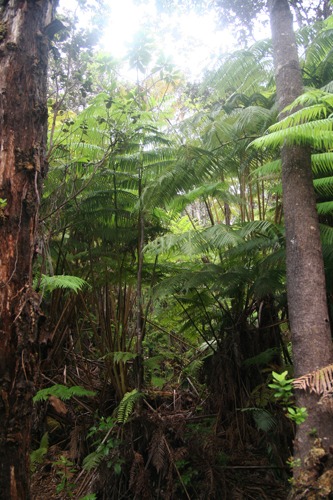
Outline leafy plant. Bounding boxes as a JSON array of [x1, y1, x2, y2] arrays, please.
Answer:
[[287, 407, 308, 425], [30, 432, 49, 472], [269, 371, 308, 425], [54, 455, 77, 496], [268, 371, 293, 403], [117, 389, 143, 424], [33, 384, 96, 402], [35, 274, 89, 293], [83, 416, 123, 474]]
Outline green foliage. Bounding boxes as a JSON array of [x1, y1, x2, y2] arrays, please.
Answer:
[[287, 407, 308, 425], [117, 389, 143, 424], [268, 371, 293, 403], [112, 351, 138, 364], [269, 371, 308, 425], [241, 408, 277, 432], [54, 455, 77, 496], [35, 274, 89, 293], [33, 384, 96, 402], [30, 432, 49, 472], [83, 416, 124, 474]]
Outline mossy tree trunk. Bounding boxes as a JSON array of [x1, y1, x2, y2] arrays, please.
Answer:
[[0, 1, 57, 498], [269, 0, 333, 488]]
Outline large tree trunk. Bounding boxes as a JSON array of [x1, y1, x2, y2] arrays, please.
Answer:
[[269, 0, 333, 489], [0, 1, 57, 498]]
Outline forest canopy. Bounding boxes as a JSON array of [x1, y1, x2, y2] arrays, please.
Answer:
[[1, 0, 333, 498]]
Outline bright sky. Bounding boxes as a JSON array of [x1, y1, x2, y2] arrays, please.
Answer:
[[103, 0, 230, 78], [60, 0, 233, 80]]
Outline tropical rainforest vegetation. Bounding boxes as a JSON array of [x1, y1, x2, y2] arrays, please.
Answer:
[[2, 0, 333, 498]]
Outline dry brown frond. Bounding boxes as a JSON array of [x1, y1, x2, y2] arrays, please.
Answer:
[[293, 364, 333, 395], [149, 429, 167, 474], [129, 451, 152, 499]]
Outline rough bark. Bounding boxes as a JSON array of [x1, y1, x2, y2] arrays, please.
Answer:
[[269, 0, 333, 484], [0, 1, 57, 498]]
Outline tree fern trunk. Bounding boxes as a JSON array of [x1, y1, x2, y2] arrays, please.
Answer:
[[0, 1, 57, 497], [269, 0, 333, 487]]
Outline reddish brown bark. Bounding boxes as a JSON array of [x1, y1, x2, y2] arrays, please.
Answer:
[[0, 1, 57, 498], [269, 0, 333, 483]]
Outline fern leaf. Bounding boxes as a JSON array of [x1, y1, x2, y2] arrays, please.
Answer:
[[36, 274, 89, 293], [293, 364, 333, 395], [241, 408, 277, 432], [116, 389, 142, 424], [82, 449, 105, 471], [149, 430, 167, 473], [30, 432, 49, 471], [33, 384, 96, 402], [113, 351, 138, 364]]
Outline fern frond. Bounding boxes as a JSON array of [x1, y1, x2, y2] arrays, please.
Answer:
[[36, 274, 89, 293], [33, 384, 96, 402], [314, 176, 333, 197], [269, 103, 329, 130], [241, 408, 277, 432], [82, 448, 105, 471], [293, 364, 333, 395], [116, 389, 142, 424], [250, 119, 333, 150], [112, 351, 138, 364], [251, 159, 281, 178], [30, 432, 49, 471], [149, 430, 167, 473], [312, 152, 333, 176]]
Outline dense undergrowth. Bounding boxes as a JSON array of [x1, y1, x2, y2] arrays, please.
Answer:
[[29, 6, 333, 499]]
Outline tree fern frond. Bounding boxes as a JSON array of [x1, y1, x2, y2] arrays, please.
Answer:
[[293, 364, 333, 395], [241, 408, 277, 432], [243, 348, 280, 367], [282, 89, 333, 112], [270, 104, 330, 130], [250, 119, 333, 150], [251, 269, 285, 299], [238, 220, 279, 239], [33, 384, 96, 402], [312, 152, 333, 176], [320, 224, 333, 245], [314, 176, 333, 197], [251, 159, 281, 178], [36, 274, 89, 293], [317, 201, 333, 215]]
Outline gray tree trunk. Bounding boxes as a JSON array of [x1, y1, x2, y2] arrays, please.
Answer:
[[269, 0, 333, 492]]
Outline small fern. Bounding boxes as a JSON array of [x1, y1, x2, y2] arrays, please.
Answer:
[[30, 432, 49, 471], [82, 448, 105, 472], [117, 389, 143, 424], [33, 384, 96, 402]]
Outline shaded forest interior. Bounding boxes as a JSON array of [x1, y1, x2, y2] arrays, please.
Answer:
[[3, 0, 333, 498]]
